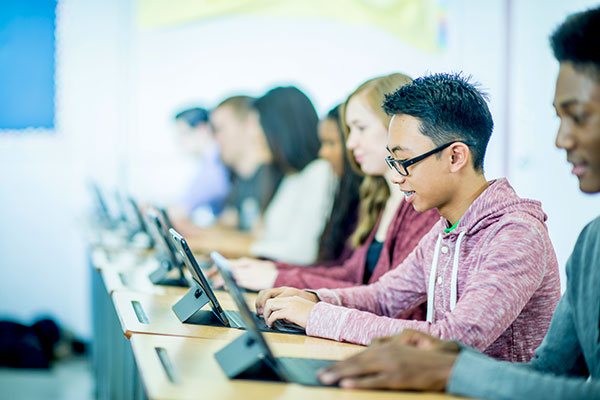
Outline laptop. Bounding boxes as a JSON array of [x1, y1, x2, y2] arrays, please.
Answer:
[[211, 251, 335, 386], [144, 209, 188, 287], [169, 228, 304, 334]]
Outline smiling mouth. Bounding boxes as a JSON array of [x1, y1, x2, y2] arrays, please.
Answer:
[[571, 163, 587, 177], [402, 190, 415, 199]]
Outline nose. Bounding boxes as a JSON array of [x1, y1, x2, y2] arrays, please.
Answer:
[[555, 119, 575, 150], [318, 146, 327, 159], [346, 130, 358, 150], [388, 168, 406, 185]]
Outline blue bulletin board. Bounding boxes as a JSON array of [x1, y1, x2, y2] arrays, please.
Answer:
[[0, 0, 57, 130]]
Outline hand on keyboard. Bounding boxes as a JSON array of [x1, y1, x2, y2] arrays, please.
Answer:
[[257, 313, 305, 332]]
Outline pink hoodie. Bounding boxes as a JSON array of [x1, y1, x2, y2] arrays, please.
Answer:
[[306, 178, 561, 362]]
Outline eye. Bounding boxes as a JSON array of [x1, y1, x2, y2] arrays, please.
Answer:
[[572, 113, 589, 125]]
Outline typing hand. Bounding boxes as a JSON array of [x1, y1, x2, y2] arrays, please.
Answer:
[[226, 258, 278, 291], [255, 287, 318, 315], [318, 340, 458, 391], [261, 295, 316, 329]]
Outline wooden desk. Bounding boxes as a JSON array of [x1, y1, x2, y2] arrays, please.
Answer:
[[92, 246, 190, 296], [184, 230, 254, 258], [130, 334, 458, 400], [112, 289, 245, 339], [101, 265, 189, 297], [112, 290, 359, 350]]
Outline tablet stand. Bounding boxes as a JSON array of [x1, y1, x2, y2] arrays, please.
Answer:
[[148, 260, 188, 287], [214, 332, 279, 381], [172, 281, 213, 323]]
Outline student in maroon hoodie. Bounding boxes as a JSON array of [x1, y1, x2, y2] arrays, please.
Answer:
[[256, 73, 561, 362], [213, 74, 439, 302]]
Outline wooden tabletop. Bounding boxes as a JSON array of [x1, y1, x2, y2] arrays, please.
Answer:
[[100, 264, 189, 297], [130, 334, 459, 400], [111, 289, 364, 351], [184, 230, 254, 258], [92, 246, 197, 296]]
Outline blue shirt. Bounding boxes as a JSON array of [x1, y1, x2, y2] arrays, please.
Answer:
[[181, 144, 230, 216]]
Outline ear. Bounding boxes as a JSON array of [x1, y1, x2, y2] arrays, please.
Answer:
[[448, 142, 471, 173]]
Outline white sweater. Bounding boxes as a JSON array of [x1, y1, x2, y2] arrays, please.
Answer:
[[250, 158, 336, 265]]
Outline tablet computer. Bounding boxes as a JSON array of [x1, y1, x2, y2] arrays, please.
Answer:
[[169, 229, 303, 334], [211, 251, 334, 386]]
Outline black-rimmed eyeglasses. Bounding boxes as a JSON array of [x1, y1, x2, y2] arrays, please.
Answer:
[[385, 141, 475, 176]]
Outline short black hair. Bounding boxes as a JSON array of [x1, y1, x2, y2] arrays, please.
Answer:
[[174, 107, 209, 127], [382, 73, 493, 172], [550, 6, 600, 80], [253, 86, 320, 172]]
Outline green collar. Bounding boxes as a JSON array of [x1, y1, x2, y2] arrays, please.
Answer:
[[444, 220, 460, 233]]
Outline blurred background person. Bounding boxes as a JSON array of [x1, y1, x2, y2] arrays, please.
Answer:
[[210, 95, 283, 232], [183, 86, 337, 265], [167, 107, 231, 228], [208, 103, 363, 286], [248, 86, 337, 264], [217, 74, 439, 294]]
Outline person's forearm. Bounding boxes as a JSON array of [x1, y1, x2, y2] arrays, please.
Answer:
[[449, 348, 599, 400]]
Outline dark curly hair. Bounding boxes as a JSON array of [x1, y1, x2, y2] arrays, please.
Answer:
[[550, 6, 600, 80]]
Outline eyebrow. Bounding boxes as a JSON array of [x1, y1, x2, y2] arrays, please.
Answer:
[[386, 144, 408, 154], [553, 99, 580, 109]]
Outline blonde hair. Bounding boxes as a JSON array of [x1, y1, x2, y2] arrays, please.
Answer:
[[341, 73, 413, 247]]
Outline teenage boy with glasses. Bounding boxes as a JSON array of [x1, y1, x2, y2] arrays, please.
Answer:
[[317, 7, 600, 399], [255, 73, 561, 362]]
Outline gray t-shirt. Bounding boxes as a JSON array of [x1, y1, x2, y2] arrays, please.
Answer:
[[448, 216, 600, 399]]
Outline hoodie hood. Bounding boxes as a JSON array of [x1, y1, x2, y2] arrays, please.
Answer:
[[451, 178, 548, 237], [426, 178, 549, 323]]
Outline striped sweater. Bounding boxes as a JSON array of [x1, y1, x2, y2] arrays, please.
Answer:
[[307, 178, 561, 362]]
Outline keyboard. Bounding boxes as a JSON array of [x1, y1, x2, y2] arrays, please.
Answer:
[[258, 314, 305, 333], [223, 310, 305, 334]]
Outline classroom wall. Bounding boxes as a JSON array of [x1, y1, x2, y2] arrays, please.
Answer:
[[0, 0, 132, 337], [507, 0, 600, 287], [0, 0, 597, 338]]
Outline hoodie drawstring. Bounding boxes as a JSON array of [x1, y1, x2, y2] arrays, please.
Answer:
[[426, 234, 442, 323], [426, 231, 466, 323], [450, 232, 466, 311]]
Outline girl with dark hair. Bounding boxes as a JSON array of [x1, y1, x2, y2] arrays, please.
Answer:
[[315, 105, 362, 263], [248, 87, 337, 264], [188, 87, 338, 263], [218, 74, 439, 293]]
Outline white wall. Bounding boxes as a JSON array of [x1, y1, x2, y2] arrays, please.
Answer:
[[0, 0, 132, 337], [507, 0, 600, 288], [0, 0, 597, 337]]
